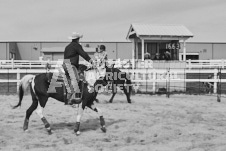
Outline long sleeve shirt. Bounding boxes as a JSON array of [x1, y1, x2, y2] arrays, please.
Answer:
[[64, 41, 91, 69]]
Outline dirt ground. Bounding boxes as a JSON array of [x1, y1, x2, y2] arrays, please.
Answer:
[[1, 93, 226, 151]]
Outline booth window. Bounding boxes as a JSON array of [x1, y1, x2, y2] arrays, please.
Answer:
[[180, 53, 199, 60]]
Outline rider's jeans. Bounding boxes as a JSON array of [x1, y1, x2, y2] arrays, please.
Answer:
[[63, 63, 80, 94]]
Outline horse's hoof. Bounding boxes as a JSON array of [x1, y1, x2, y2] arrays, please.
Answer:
[[24, 129, 29, 132], [95, 99, 99, 103], [109, 101, 112, 103], [76, 131, 81, 136], [101, 127, 106, 133], [47, 130, 52, 135]]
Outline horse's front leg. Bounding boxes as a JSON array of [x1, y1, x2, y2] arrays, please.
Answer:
[[109, 92, 116, 103], [109, 83, 117, 103], [89, 104, 106, 133], [74, 104, 84, 135]]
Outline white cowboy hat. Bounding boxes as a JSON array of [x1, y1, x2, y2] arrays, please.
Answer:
[[68, 32, 83, 39]]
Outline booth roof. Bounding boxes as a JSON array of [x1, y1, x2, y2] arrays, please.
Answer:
[[127, 23, 194, 39]]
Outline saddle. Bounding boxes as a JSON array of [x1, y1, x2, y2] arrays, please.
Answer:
[[61, 71, 85, 105], [46, 63, 105, 105], [46, 66, 85, 105], [60, 67, 100, 105]]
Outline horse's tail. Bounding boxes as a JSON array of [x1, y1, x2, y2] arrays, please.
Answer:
[[12, 74, 35, 109]]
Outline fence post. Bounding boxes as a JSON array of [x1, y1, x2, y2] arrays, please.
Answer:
[[17, 68, 20, 92], [198, 69, 200, 95], [132, 58, 135, 70], [217, 68, 221, 102], [7, 69, 9, 92], [146, 68, 147, 93], [188, 59, 191, 70], [184, 68, 186, 93], [11, 59, 14, 69], [167, 68, 170, 98], [213, 69, 218, 93], [152, 69, 156, 93]]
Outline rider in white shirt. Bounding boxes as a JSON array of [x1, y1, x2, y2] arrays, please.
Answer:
[[94, 45, 108, 79]]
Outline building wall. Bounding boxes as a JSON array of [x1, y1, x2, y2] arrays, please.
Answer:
[[82, 42, 117, 59], [0, 43, 7, 60], [180, 43, 226, 60], [183, 43, 213, 60], [41, 42, 68, 49], [40, 42, 123, 60], [17, 42, 41, 60], [0, 41, 226, 61], [52, 52, 64, 60], [8, 42, 20, 60], [213, 43, 226, 59], [117, 42, 132, 59]]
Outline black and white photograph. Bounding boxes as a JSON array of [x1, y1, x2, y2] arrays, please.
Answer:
[[1, 0, 226, 150]]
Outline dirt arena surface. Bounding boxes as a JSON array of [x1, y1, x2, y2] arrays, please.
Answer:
[[1, 94, 226, 151]]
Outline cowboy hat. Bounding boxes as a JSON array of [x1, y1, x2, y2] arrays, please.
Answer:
[[68, 32, 83, 39]]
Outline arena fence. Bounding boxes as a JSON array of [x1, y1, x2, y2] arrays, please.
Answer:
[[1, 59, 226, 69], [0, 67, 225, 101], [1, 59, 226, 102]]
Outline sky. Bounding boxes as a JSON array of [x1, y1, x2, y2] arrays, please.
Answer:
[[0, 0, 226, 42]]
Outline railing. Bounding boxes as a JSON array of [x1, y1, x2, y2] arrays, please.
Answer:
[[186, 59, 226, 69], [1, 59, 226, 69], [0, 68, 224, 94], [0, 59, 133, 69], [0, 59, 63, 69]]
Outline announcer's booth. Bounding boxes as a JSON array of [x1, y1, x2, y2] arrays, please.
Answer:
[[127, 24, 193, 63], [126, 24, 193, 93]]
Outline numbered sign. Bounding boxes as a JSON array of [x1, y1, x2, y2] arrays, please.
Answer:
[[166, 42, 180, 50]]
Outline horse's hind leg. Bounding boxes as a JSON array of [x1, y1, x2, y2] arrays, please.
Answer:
[[24, 97, 38, 131], [74, 104, 85, 135], [35, 96, 52, 134], [122, 85, 131, 103], [88, 104, 106, 133]]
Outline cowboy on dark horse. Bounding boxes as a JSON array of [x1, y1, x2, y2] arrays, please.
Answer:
[[12, 32, 107, 135], [63, 32, 93, 105], [12, 32, 131, 135]]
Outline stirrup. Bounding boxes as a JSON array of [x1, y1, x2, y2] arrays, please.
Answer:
[[68, 93, 82, 105], [74, 93, 82, 100]]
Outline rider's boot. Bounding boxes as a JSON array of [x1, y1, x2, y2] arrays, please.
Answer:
[[74, 80, 83, 99], [67, 80, 83, 105]]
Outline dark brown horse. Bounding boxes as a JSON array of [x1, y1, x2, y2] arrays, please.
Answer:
[[105, 66, 132, 103], [89, 65, 132, 103]]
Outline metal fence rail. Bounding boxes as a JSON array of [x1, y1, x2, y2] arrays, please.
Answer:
[[1, 59, 226, 69], [0, 68, 224, 94]]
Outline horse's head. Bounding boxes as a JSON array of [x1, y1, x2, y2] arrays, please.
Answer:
[[84, 69, 98, 92]]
